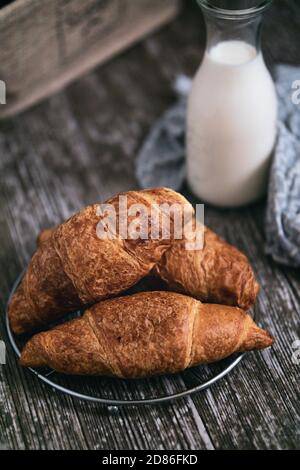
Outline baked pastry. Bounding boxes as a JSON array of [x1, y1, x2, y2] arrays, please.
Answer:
[[38, 221, 259, 310], [9, 188, 192, 335], [152, 222, 259, 310], [20, 291, 273, 378]]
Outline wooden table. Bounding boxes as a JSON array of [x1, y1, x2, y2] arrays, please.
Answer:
[[0, 0, 299, 450]]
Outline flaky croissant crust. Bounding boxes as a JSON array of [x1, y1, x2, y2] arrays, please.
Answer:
[[38, 222, 260, 311], [153, 223, 259, 310], [9, 188, 193, 335], [20, 292, 273, 378]]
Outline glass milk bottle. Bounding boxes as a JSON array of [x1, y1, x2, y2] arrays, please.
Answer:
[[187, 0, 277, 207]]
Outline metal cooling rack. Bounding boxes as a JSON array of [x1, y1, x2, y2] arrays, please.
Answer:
[[6, 270, 245, 406]]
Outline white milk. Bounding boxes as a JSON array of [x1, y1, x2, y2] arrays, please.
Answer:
[[187, 40, 277, 207]]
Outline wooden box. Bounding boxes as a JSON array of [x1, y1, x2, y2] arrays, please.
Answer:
[[0, 0, 180, 118]]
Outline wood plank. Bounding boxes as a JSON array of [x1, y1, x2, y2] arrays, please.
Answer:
[[0, 0, 180, 118]]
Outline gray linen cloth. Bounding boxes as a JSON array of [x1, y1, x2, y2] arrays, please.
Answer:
[[136, 67, 300, 267]]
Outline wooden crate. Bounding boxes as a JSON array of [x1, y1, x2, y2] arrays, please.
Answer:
[[0, 0, 180, 118]]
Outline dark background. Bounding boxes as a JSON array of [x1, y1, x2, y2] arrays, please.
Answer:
[[0, 0, 299, 450]]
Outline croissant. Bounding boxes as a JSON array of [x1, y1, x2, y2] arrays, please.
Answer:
[[38, 222, 259, 311], [9, 188, 192, 335], [153, 222, 259, 310], [20, 291, 273, 378]]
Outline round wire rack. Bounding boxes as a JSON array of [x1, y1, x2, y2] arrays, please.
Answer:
[[6, 270, 246, 407]]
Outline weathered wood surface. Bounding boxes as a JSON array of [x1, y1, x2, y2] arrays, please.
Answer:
[[0, 0, 180, 118], [0, 0, 300, 450]]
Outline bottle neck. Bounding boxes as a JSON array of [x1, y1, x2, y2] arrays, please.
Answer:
[[203, 11, 263, 58]]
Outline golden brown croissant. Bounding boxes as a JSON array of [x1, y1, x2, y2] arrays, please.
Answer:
[[9, 188, 192, 335], [152, 223, 259, 310], [38, 221, 259, 310], [20, 291, 273, 378]]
